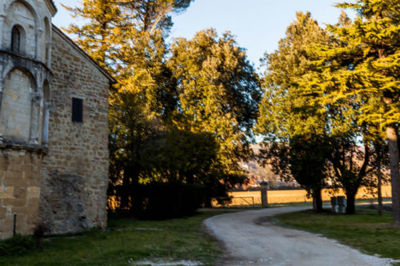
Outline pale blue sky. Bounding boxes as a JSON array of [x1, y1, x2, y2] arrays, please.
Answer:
[[53, 0, 346, 68]]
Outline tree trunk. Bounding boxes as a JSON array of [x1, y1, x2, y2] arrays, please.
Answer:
[[120, 175, 131, 210], [377, 159, 383, 216], [346, 191, 356, 214], [204, 199, 212, 208], [387, 126, 400, 223], [312, 188, 323, 213]]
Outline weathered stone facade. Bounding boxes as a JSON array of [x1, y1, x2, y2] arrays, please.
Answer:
[[0, 0, 113, 239], [39, 27, 111, 234], [0, 149, 43, 239]]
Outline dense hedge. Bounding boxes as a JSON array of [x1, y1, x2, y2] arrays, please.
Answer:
[[130, 183, 206, 219]]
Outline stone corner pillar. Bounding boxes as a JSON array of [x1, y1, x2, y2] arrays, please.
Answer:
[[260, 181, 269, 208]]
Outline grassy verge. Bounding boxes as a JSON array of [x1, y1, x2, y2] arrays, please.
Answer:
[[275, 209, 400, 260], [0, 210, 231, 265]]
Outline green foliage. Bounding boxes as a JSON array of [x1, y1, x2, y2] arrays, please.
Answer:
[[256, 10, 395, 214], [128, 183, 206, 219], [63, 0, 122, 72], [256, 13, 331, 212], [67, 0, 260, 213], [260, 135, 331, 212], [139, 128, 219, 184], [302, 0, 400, 128], [292, 1, 400, 215], [256, 12, 329, 141], [288, 136, 329, 189], [169, 29, 262, 175], [327, 135, 372, 214]]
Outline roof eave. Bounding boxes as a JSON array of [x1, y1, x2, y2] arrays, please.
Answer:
[[52, 25, 116, 84]]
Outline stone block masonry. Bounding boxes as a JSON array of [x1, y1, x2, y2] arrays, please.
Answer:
[[38, 27, 111, 235], [0, 0, 113, 239], [0, 149, 43, 239]]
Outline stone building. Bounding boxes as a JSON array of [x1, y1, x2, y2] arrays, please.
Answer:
[[0, 0, 114, 239]]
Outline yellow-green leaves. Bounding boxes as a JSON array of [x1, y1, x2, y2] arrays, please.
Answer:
[[257, 12, 330, 141], [63, 0, 122, 73], [311, 0, 400, 129], [168, 29, 261, 175]]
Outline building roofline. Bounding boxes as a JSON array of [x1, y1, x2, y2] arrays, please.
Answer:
[[52, 25, 116, 84]]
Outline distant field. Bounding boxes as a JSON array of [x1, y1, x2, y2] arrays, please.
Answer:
[[213, 186, 392, 207]]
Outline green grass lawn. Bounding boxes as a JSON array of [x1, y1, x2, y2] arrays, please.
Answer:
[[0, 210, 231, 266], [275, 209, 400, 260]]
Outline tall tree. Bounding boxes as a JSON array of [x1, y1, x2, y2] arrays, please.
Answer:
[[261, 135, 330, 212], [168, 29, 262, 178], [256, 12, 331, 212], [63, 0, 121, 72], [326, 134, 371, 214], [111, 0, 194, 117], [302, 1, 400, 221], [65, 0, 194, 210], [67, 0, 256, 209], [116, 0, 193, 34], [108, 0, 193, 208]]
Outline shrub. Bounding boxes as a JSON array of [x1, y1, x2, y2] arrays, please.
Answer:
[[130, 183, 206, 219]]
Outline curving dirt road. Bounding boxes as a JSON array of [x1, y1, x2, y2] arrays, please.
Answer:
[[204, 206, 393, 266]]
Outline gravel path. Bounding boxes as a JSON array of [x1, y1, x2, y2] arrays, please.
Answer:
[[204, 206, 394, 266]]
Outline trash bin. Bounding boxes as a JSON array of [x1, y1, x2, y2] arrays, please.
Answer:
[[337, 196, 346, 214], [331, 197, 338, 213], [331, 196, 347, 214]]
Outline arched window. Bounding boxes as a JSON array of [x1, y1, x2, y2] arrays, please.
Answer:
[[11, 26, 23, 54], [7, 1, 36, 57]]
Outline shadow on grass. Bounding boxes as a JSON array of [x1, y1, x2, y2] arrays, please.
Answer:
[[0, 209, 231, 265]]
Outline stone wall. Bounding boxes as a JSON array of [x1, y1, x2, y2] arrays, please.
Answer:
[[0, 1, 110, 239], [0, 0, 55, 64], [0, 148, 42, 239], [39, 27, 110, 235], [0, 0, 55, 240]]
